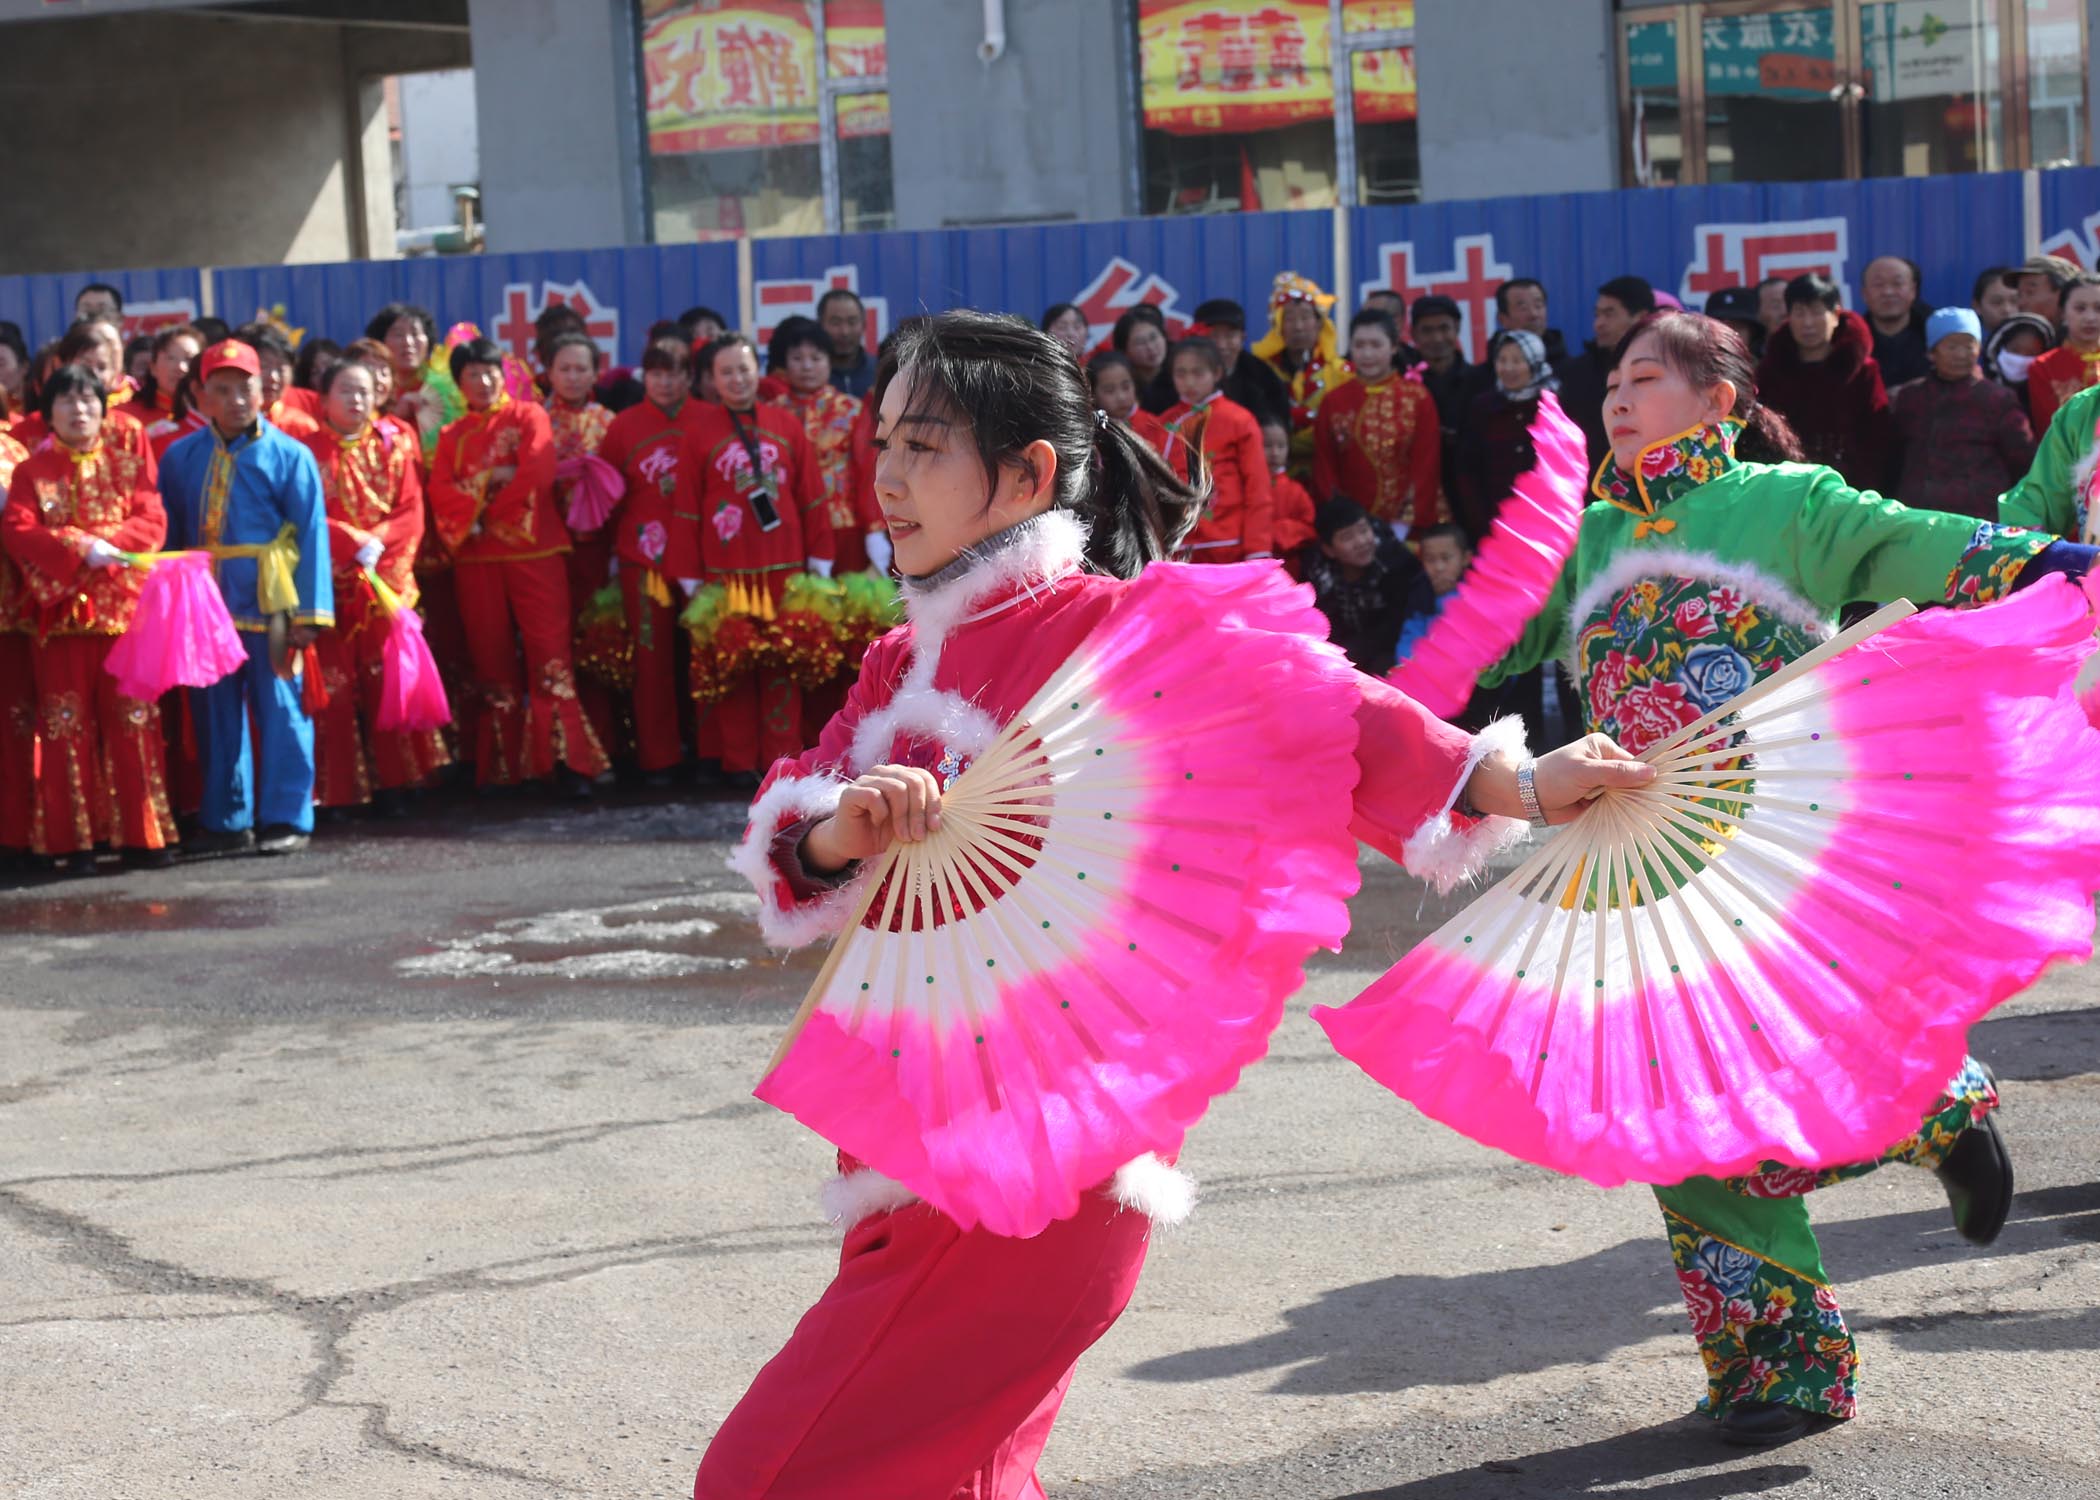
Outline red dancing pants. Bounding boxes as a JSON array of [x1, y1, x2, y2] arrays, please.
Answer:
[[455, 556, 609, 787], [714, 667, 802, 777], [312, 579, 450, 805], [27, 634, 175, 856], [0, 632, 35, 850], [567, 533, 621, 761], [620, 568, 686, 773], [695, 1187, 1150, 1499]]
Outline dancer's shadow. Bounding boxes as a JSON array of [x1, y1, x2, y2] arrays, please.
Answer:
[[1970, 1006, 2100, 1082], [1131, 1181, 2100, 1396], [1332, 1421, 1812, 1499]]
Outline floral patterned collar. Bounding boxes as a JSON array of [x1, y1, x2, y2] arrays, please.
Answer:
[[1590, 419, 1742, 532]]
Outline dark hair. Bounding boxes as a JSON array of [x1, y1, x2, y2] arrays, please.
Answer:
[[1417, 522, 1469, 551], [697, 331, 758, 379], [1348, 308, 1401, 346], [317, 356, 374, 398], [1973, 266, 2013, 304], [123, 333, 153, 368], [136, 323, 204, 406], [1362, 289, 1409, 313], [1085, 350, 1136, 392], [191, 316, 231, 345], [1494, 277, 1546, 316], [365, 303, 437, 348], [23, 341, 62, 414], [235, 323, 295, 365], [1754, 276, 1788, 294], [345, 337, 392, 369], [1314, 496, 1369, 543], [0, 321, 26, 368], [1111, 308, 1168, 359], [39, 361, 107, 424], [2063, 271, 2100, 303], [535, 302, 586, 341], [55, 320, 119, 366], [74, 282, 122, 314], [292, 337, 342, 391], [677, 305, 729, 341], [1040, 301, 1084, 331], [541, 330, 599, 369], [1619, 310, 1804, 464], [816, 288, 864, 319], [639, 336, 692, 376], [768, 315, 830, 372], [1411, 294, 1461, 327], [1784, 273, 1843, 311], [1191, 298, 1247, 331], [881, 311, 1203, 579], [1597, 275, 1658, 316], [448, 336, 505, 384], [1169, 335, 1225, 377]]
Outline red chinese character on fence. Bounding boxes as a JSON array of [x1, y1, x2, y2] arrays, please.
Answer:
[[1362, 235, 1515, 364], [1679, 218, 1849, 306]]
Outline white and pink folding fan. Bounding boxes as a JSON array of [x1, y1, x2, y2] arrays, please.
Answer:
[[757, 562, 1365, 1238], [1320, 577, 2100, 1186], [1386, 390, 1587, 719]]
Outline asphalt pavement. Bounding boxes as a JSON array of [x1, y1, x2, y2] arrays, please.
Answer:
[[2, 790, 2097, 1498]]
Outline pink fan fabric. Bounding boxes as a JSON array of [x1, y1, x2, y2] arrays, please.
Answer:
[[103, 552, 248, 702], [1386, 390, 1587, 718], [556, 452, 623, 534], [757, 562, 1366, 1238], [375, 604, 451, 732], [1318, 576, 2100, 1186]]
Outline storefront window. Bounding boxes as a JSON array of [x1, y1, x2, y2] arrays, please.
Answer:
[[1858, 0, 2003, 175], [2027, 0, 2087, 168], [1626, 17, 1686, 183], [1701, 6, 1846, 182], [1136, 0, 1417, 215], [640, 0, 891, 241]]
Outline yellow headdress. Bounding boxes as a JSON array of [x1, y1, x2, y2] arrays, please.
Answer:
[[1252, 272, 1339, 365]]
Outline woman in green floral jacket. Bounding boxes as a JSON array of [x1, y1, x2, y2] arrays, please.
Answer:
[[2001, 381, 2100, 543], [1486, 310, 2093, 1448]]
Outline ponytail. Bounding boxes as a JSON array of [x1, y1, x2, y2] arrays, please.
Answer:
[[1077, 412, 1203, 577], [1734, 401, 1805, 464], [885, 311, 1205, 580]]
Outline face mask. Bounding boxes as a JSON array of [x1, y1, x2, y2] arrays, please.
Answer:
[[1995, 350, 2036, 383]]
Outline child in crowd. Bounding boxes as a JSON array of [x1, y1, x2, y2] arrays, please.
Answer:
[[1395, 522, 1471, 663], [1158, 336, 1272, 563], [1300, 496, 1423, 676], [1087, 351, 1168, 450], [2028, 273, 2100, 433], [1263, 415, 1317, 568]]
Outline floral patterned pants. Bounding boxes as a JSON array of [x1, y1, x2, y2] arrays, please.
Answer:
[[1656, 1057, 1998, 1422]]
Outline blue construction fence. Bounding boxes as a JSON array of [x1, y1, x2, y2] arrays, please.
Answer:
[[7, 167, 2098, 370]]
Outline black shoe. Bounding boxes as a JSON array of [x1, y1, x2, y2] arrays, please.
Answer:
[[0, 846, 34, 875], [122, 846, 178, 871], [370, 788, 411, 820], [554, 767, 597, 802], [1937, 1110, 2014, 1246], [255, 824, 311, 855], [315, 805, 355, 825], [56, 851, 102, 879], [185, 827, 257, 859], [1719, 1400, 1835, 1447]]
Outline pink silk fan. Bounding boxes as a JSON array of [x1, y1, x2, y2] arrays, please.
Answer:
[[757, 562, 1365, 1238], [1320, 579, 2100, 1186], [104, 551, 248, 702], [1386, 390, 1587, 719]]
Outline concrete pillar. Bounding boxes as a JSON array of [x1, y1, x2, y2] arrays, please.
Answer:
[[885, 0, 1135, 229], [467, 0, 646, 251], [1413, 0, 1620, 202]]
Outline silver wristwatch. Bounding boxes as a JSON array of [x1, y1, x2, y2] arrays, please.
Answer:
[[1515, 759, 1550, 829]]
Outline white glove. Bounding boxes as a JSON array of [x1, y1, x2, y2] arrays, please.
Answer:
[[354, 537, 384, 570], [678, 578, 700, 599], [864, 530, 894, 577], [84, 538, 123, 570], [806, 557, 834, 579]]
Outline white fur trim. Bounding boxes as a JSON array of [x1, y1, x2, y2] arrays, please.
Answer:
[[848, 676, 1002, 777], [1401, 715, 1532, 895], [1109, 1153, 1196, 1226], [726, 771, 867, 951], [818, 1152, 1197, 1232], [1563, 547, 1833, 674], [821, 1166, 920, 1229], [2071, 437, 2099, 507]]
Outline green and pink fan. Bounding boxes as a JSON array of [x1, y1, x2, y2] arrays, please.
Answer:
[[1320, 577, 2100, 1185], [756, 563, 1364, 1238]]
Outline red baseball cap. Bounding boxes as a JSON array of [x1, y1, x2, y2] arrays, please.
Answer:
[[198, 339, 260, 380]]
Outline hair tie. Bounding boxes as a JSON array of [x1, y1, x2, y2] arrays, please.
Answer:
[[1095, 408, 1110, 431]]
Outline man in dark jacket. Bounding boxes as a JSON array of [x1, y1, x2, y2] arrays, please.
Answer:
[[1888, 307, 2036, 520], [1757, 273, 1893, 490], [1192, 298, 1290, 430], [1862, 255, 1932, 389], [1409, 294, 1471, 484], [1555, 275, 1657, 471]]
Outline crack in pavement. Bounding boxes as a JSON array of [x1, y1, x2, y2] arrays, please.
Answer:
[[0, 1182, 824, 1489]]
